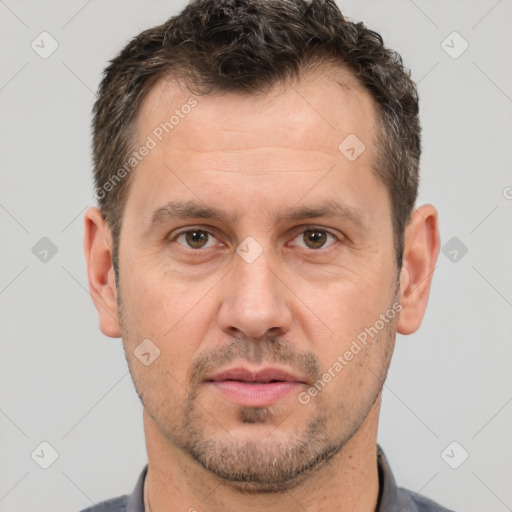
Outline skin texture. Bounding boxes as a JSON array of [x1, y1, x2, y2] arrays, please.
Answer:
[[84, 67, 440, 512]]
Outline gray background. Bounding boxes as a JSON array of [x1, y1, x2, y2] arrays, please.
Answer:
[[1, 0, 511, 511]]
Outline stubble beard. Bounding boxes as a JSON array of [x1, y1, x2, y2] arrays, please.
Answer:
[[118, 279, 399, 494], [128, 337, 393, 494]]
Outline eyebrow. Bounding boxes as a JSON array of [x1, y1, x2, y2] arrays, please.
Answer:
[[148, 199, 367, 229], [149, 200, 237, 226], [273, 199, 367, 227]]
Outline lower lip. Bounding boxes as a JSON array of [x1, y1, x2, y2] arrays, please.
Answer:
[[207, 381, 303, 407]]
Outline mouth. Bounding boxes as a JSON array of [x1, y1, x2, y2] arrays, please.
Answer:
[[204, 367, 308, 407]]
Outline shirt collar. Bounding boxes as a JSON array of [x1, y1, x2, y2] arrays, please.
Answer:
[[376, 443, 399, 511], [126, 463, 147, 512]]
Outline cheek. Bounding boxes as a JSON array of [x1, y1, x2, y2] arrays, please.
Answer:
[[121, 256, 203, 331], [296, 275, 392, 353], [124, 273, 219, 367], [295, 279, 397, 407], [309, 322, 395, 414]]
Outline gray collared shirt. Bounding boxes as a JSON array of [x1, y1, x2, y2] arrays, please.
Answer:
[[79, 445, 455, 512]]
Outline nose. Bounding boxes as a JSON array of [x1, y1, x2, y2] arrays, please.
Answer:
[[217, 249, 293, 340]]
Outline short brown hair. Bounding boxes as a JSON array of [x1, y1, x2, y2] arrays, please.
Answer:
[[92, 0, 420, 275]]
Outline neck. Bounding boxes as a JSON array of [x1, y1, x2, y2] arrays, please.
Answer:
[[143, 400, 381, 512]]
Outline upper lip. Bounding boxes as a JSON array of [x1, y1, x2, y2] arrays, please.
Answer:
[[206, 367, 307, 384]]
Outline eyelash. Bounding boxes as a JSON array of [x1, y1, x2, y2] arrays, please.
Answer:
[[168, 226, 341, 253]]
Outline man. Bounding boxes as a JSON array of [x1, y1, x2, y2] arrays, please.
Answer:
[[82, 0, 450, 510]]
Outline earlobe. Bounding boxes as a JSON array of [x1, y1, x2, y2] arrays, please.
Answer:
[[83, 207, 121, 338], [396, 204, 440, 336]]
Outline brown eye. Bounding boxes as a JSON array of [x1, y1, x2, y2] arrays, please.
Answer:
[[303, 230, 327, 249], [177, 230, 215, 249], [293, 229, 337, 250]]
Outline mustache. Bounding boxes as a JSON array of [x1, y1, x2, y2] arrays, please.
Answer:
[[187, 337, 321, 395]]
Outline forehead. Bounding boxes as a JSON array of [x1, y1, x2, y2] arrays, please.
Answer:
[[136, 66, 377, 156], [124, 66, 386, 229]]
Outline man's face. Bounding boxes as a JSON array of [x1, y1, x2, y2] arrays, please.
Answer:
[[116, 69, 400, 491]]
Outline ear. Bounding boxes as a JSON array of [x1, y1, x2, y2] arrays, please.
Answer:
[[397, 203, 440, 335], [83, 207, 121, 338]]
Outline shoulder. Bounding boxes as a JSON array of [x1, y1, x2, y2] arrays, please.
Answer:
[[78, 494, 129, 512], [396, 486, 456, 512]]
